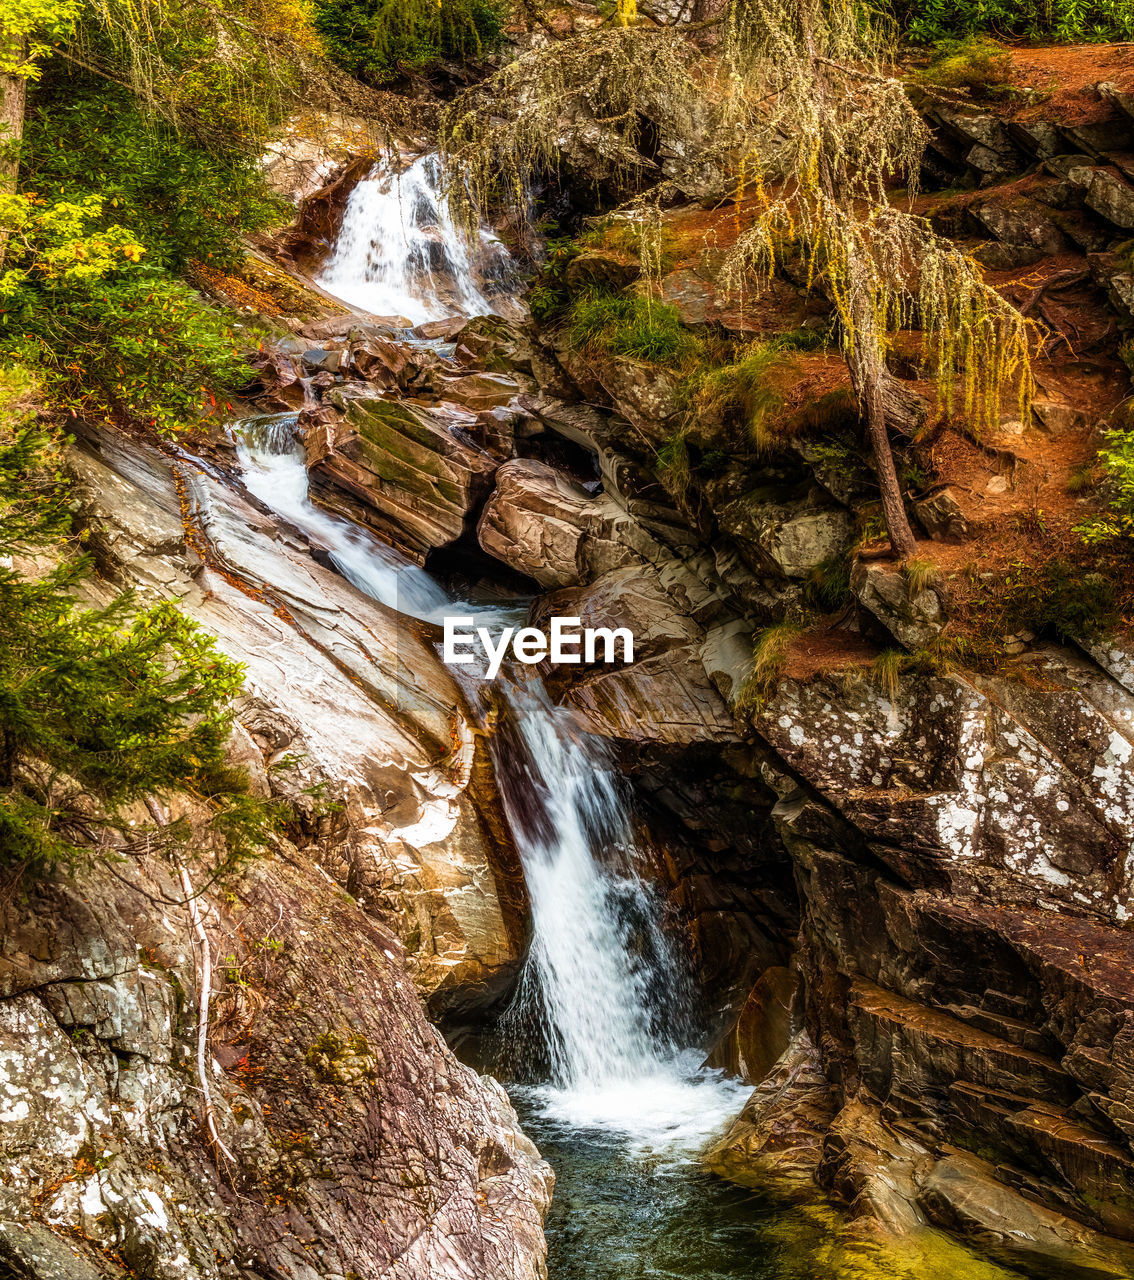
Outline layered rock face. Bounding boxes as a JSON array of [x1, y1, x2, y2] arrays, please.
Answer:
[[458, 67, 1134, 1273], [0, 425, 551, 1279], [0, 849, 550, 1280]]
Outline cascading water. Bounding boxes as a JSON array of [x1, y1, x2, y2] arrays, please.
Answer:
[[227, 176, 1035, 1280], [236, 414, 450, 618], [494, 681, 750, 1148], [234, 419, 747, 1154], [316, 153, 516, 325]]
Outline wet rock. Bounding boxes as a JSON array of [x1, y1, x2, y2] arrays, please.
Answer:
[[478, 458, 655, 588], [310, 393, 500, 559], [705, 964, 795, 1084], [68, 431, 526, 1006], [705, 1031, 838, 1188]]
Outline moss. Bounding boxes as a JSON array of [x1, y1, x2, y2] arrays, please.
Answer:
[[305, 1029, 377, 1085], [912, 38, 1013, 100], [568, 289, 702, 369]]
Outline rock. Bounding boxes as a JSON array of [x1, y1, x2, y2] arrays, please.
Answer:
[[705, 1031, 838, 1188], [564, 249, 640, 292], [562, 644, 741, 745], [0, 851, 552, 1280], [716, 490, 853, 580], [850, 561, 945, 649], [971, 195, 1069, 255], [310, 393, 500, 560], [705, 965, 795, 1083], [1082, 167, 1134, 229], [914, 488, 968, 542], [478, 458, 657, 588], [919, 1151, 1134, 1278], [1032, 398, 1091, 434], [68, 431, 527, 1009]]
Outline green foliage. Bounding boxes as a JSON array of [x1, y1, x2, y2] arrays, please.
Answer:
[[913, 38, 1013, 99], [569, 289, 702, 368], [1, 192, 247, 434], [313, 0, 503, 83], [736, 620, 802, 712], [804, 554, 853, 612], [1078, 406, 1134, 543], [0, 395, 279, 872], [895, 0, 1134, 42], [1, 0, 82, 81], [687, 342, 789, 453], [23, 80, 287, 273], [978, 557, 1118, 642]]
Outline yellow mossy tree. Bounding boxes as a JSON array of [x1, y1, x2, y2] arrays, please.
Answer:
[[441, 0, 1038, 558]]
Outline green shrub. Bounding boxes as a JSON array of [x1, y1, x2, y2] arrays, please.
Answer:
[[1077, 406, 1134, 543], [1, 192, 247, 434], [313, 0, 504, 83], [22, 79, 287, 273], [688, 342, 789, 453], [569, 289, 702, 368], [914, 37, 1013, 99], [895, 0, 1134, 43], [985, 557, 1118, 642], [0, 397, 280, 872]]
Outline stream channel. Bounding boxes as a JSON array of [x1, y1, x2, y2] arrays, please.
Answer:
[[230, 155, 1047, 1280]]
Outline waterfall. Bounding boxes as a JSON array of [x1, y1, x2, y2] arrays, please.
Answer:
[[236, 415, 451, 618], [239, 177, 749, 1160], [316, 153, 516, 325]]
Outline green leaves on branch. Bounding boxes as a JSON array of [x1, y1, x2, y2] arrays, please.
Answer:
[[0, 0, 82, 80], [0, 190, 246, 434], [313, 0, 504, 83], [0, 404, 279, 874]]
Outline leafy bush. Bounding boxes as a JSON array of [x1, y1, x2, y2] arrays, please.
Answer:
[[1077, 405, 1134, 543], [1, 192, 247, 434], [22, 79, 287, 273], [0, 390, 279, 872], [895, 0, 1134, 43], [569, 289, 702, 368], [914, 38, 1013, 99], [313, 0, 504, 83]]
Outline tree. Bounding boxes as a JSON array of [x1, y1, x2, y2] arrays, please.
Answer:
[[0, 0, 81, 264], [441, 0, 1037, 558], [0, 375, 278, 873]]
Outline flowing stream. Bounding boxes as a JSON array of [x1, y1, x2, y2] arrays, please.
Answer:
[[236, 155, 1034, 1280], [317, 152, 516, 325]]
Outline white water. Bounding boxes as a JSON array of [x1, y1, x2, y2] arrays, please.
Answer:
[[236, 415, 451, 619], [496, 681, 750, 1155], [317, 153, 515, 325], [243, 175, 748, 1163]]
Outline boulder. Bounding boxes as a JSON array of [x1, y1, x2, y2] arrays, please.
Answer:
[[478, 458, 659, 588], [850, 560, 945, 649], [914, 488, 969, 542], [310, 393, 501, 560], [717, 490, 852, 580], [705, 1031, 838, 1188]]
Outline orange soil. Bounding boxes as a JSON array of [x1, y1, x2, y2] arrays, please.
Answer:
[[1003, 44, 1134, 126]]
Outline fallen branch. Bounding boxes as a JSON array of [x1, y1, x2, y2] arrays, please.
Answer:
[[145, 798, 236, 1165]]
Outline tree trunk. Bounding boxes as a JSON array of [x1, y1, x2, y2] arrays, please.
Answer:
[[863, 368, 917, 559], [0, 33, 27, 271]]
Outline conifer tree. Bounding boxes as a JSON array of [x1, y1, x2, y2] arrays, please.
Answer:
[[442, 0, 1037, 558]]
